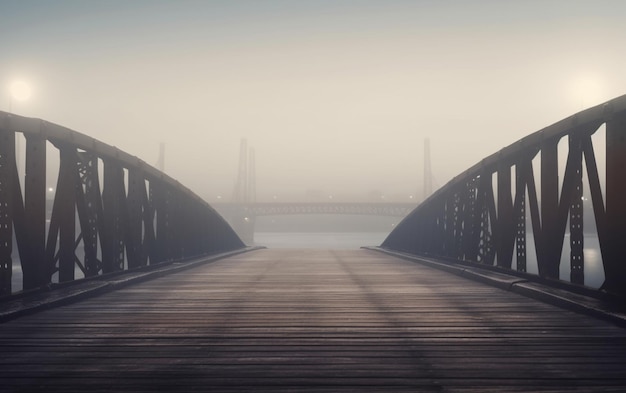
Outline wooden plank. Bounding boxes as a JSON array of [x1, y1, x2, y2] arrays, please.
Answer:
[[0, 249, 625, 392]]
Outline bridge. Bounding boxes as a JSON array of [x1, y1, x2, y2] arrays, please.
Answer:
[[213, 202, 416, 243], [1, 96, 626, 391], [214, 137, 423, 243], [214, 202, 416, 218]]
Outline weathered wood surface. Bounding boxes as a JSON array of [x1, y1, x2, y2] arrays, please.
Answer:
[[1, 249, 625, 392]]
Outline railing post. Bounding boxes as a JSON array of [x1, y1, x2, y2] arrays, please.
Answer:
[[75, 152, 103, 277], [126, 169, 147, 269], [153, 181, 171, 263], [463, 177, 479, 262], [102, 160, 125, 273], [0, 129, 15, 295], [433, 198, 446, 256], [514, 159, 528, 273], [22, 134, 48, 290], [497, 163, 514, 269], [452, 190, 463, 259], [143, 179, 156, 265], [539, 139, 560, 280], [568, 135, 584, 285], [603, 111, 626, 295], [444, 193, 455, 257], [476, 171, 495, 265], [47, 147, 78, 282]]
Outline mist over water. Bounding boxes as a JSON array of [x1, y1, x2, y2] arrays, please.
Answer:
[[254, 232, 389, 250]]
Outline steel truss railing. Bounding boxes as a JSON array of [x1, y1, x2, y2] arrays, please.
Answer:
[[0, 112, 244, 295], [383, 95, 626, 297]]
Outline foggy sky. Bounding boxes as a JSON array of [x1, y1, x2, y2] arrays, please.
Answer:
[[2, 0, 625, 202]]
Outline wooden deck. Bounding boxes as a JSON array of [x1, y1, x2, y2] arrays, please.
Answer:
[[1, 249, 625, 392]]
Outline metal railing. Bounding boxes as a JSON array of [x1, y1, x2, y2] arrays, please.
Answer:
[[0, 112, 244, 294], [383, 95, 626, 297]]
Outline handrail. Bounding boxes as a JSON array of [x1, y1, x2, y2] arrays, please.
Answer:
[[0, 112, 245, 294], [383, 94, 626, 297]]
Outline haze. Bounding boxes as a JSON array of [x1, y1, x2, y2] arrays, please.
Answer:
[[2, 0, 625, 203]]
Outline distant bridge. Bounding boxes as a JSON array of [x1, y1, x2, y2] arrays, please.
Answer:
[[213, 202, 416, 217], [223, 138, 423, 242], [212, 202, 416, 243]]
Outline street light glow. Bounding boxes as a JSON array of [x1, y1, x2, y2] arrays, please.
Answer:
[[10, 80, 32, 102]]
